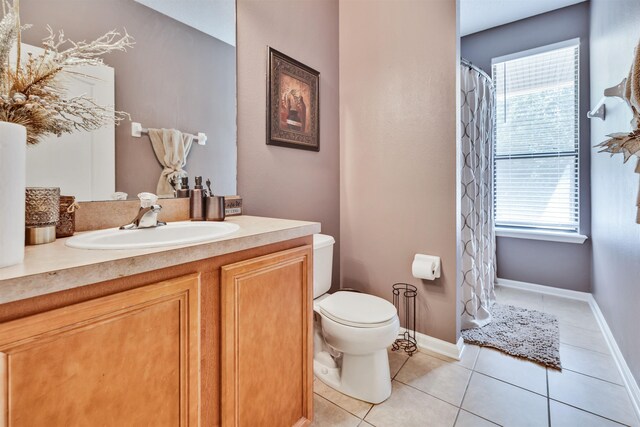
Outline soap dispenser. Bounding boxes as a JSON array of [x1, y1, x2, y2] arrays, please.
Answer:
[[176, 177, 190, 198], [189, 176, 205, 221]]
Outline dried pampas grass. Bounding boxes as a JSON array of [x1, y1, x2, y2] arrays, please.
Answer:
[[0, 0, 133, 145]]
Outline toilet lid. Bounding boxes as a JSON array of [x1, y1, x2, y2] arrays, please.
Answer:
[[318, 291, 397, 327]]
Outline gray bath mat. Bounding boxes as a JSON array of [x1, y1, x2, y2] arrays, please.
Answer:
[[461, 303, 561, 369]]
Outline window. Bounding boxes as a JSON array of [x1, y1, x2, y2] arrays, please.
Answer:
[[492, 39, 580, 234]]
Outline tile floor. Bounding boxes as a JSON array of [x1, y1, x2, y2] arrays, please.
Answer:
[[312, 286, 640, 427]]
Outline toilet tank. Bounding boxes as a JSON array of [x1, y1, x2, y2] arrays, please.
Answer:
[[313, 234, 335, 299]]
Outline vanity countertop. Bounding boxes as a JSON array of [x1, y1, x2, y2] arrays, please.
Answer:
[[0, 215, 320, 305]]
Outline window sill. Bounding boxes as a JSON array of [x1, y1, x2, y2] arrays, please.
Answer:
[[495, 227, 588, 244]]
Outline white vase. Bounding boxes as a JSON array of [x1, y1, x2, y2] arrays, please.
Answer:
[[0, 122, 26, 268]]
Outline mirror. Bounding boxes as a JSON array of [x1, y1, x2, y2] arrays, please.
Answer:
[[20, 0, 237, 201]]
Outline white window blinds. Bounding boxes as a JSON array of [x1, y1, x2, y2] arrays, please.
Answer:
[[492, 40, 580, 232]]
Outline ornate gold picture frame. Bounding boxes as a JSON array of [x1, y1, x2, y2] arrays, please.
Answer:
[[267, 47, 320, 151]]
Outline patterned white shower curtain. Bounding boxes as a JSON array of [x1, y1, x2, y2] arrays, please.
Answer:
[[460, 61, 496, 330]]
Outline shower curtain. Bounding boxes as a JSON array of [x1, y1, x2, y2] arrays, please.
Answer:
[[460, 60, 496, 330]]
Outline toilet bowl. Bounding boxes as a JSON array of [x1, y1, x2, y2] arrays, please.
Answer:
[[312, 234, 400, 404]]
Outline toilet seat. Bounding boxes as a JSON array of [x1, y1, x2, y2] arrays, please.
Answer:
[[317, 291, 397, 328]]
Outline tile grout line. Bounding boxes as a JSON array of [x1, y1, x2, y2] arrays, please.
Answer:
[[546, 369, 551, 427], [316, 351, 411, 425], [558, 319, 611, 335], [559, 341, 624, 385], [329, 395, 371, 421], [460, 351, 507, 425], [391, 352, 476, 424], [391, 353, 411, 380], [562, 366, 626, 387], [397, 377, 503, 427], [391, 350, 471, 407], [313, 391, 366, 423], [470, 347, 480, 371], [361, 406, 374, 424], [490, 296, 617, 396], [409, 350, 478, 375], [562, 341, 616, 354], [456, 372, 503, 426], [394, 350, 522, 424], [499, 294, 615, 372], [458, 370, 475, 415], [393, 378, 464, 410], [469, 370, 548, 399], [320, 289, 630, 426], [417, 349, 469, 367], [501, 288, 637, 426], [558, 339, 612, 356], [547, 397, 631, 427], [452, 407, 462, 426], [461, 410, 503, 427], [316, 354, 404, 422]]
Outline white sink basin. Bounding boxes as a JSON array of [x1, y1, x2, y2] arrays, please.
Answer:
[[66, 221, 240, 250]]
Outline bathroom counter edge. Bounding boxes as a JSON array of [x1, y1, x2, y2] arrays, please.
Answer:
[[0, 215, 321, 305]]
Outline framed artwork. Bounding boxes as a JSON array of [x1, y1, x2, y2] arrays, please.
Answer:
[[267, 47, 320, 151]]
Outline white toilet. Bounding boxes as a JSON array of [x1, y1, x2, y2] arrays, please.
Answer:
[[313, 234, 400, 404]]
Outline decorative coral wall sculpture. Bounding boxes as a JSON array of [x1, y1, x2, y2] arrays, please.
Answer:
[[596, 39, 640, 224]]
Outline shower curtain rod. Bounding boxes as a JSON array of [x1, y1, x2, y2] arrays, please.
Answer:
[[461, 58, 492, 82]]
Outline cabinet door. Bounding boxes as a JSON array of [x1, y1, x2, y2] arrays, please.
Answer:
[[221, 246, 313, 427], [0, 274, 200, 427]]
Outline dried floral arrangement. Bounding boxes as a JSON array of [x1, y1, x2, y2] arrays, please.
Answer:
[[0, 1, 133, 145]]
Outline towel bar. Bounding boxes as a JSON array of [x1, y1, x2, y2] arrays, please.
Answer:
[[131, 121, 207, 145]]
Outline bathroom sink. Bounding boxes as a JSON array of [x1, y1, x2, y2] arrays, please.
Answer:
[[65, 221, 240, 250]]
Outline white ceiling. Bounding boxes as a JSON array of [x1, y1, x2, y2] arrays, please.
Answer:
[[135, 0, 235, 46], [460, 0, 587, 37]]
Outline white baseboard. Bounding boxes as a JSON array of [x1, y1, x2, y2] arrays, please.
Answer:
[[588, 296, 640, 420], [496, 278, 640, 420], [496, 278, 592, 301], [400, 327, 464, 360]]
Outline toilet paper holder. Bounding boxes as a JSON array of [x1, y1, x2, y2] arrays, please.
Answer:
[[411, 254, 441, 280], [391, 283, 417, 356]]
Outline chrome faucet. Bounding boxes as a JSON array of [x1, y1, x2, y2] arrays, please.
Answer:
[[120, 193, 167, 230], [120, 204, 166, 230]]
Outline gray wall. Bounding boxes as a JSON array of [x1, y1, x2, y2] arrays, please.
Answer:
[[340, 0, 459, 342], [590, 0, 640, 385], [236, 0, 341, 291], [461, 3, 592, 292], [21, 0, 237, 198]]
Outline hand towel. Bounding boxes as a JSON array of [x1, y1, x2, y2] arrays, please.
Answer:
[[148, 128, 194, 197]]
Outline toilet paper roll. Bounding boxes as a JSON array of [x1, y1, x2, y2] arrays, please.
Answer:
[[412, 254, 441, 280]]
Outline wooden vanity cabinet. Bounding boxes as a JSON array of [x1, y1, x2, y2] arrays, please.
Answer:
[[0, 274, 201, 427], [0, 237, 313, 427], [221, 245, 313, 427]]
